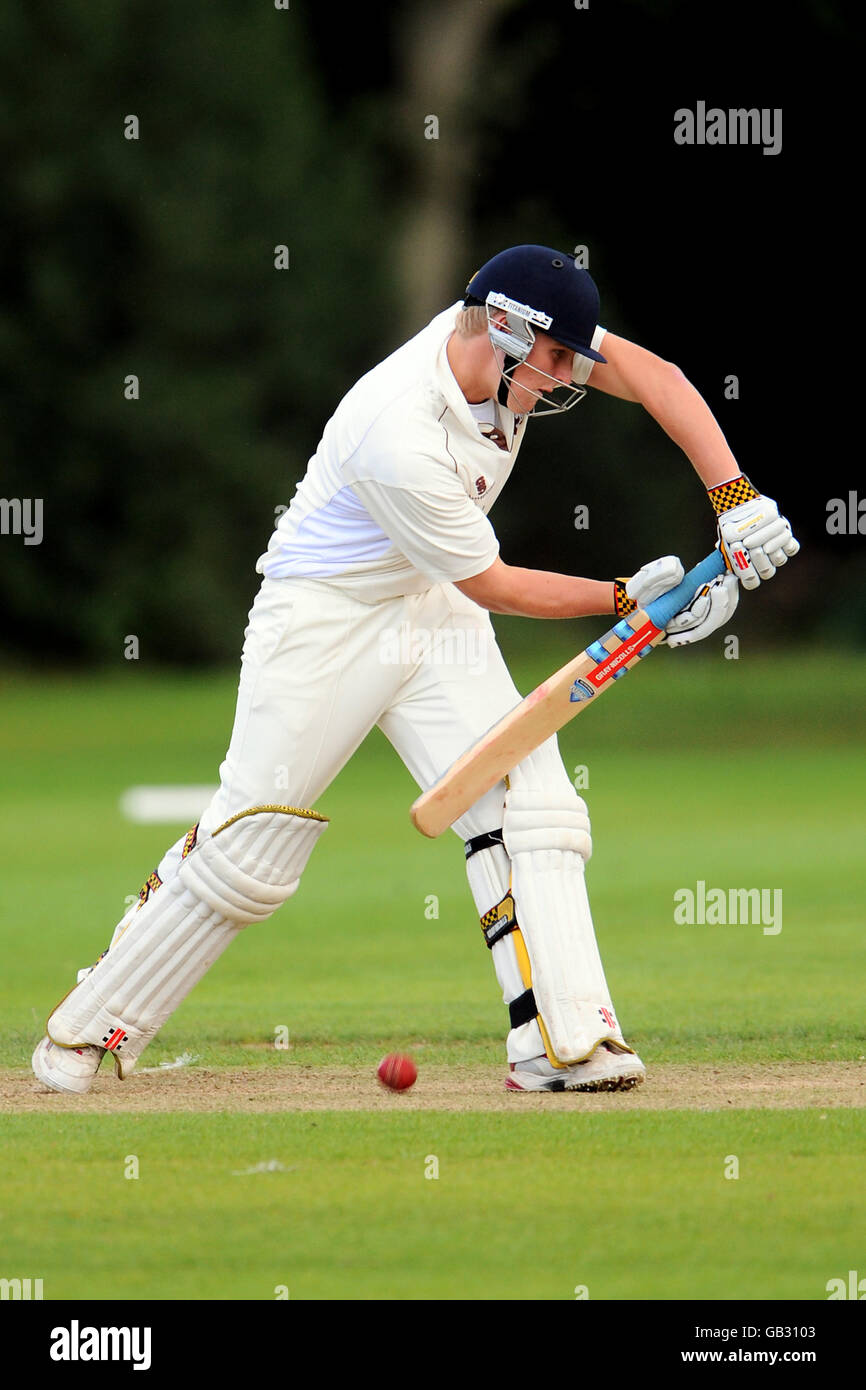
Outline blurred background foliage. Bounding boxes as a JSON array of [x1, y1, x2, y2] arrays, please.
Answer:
[[0, 0, 858, 665]]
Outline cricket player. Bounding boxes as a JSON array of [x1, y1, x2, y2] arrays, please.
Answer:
[[33, 245, 798, 1095]]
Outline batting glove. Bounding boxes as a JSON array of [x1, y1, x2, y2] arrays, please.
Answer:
[[613, 554, 684, 617], [708, 475, 800, 590], [665, 572, 739, 647]]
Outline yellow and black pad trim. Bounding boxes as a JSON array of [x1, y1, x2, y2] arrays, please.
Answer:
[[181, 822, 199, 858], [480, 892, 517, 949], [138, 869, 162, 907]]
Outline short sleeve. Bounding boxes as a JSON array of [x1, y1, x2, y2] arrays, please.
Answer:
[[349, 471, 500, 585]]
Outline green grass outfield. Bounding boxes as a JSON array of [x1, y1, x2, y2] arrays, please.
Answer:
[[1, 645, 865, 1300], [0, 1111, 863, 1301]]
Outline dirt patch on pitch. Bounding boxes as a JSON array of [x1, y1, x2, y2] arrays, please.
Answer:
[[1, 1062, 864, 1113]]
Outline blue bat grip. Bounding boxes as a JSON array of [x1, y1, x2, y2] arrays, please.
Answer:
[[645, 550, 727, 630]]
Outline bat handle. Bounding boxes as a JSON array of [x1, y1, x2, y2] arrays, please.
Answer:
[[645, 550, 727, 630]]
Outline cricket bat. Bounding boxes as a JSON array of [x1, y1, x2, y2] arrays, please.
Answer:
[[410, 549, 726, 838]]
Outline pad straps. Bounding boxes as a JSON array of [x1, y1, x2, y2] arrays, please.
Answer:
[[464, 829, 504, 858], [466, 829, 518, 950]]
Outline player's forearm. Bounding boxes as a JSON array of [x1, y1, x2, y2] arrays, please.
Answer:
[[457, 562, 614, 618]]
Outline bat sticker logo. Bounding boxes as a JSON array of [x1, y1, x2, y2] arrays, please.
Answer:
[[569, 678, 595, 703]]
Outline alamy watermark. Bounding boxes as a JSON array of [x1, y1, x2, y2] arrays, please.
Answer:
[[0, 497, 43, 545], [1, 1277, 43, 1300], [674, 103, 782, 156], [826, 1269, 865, 1299], [674, 880, 782, 935], [50, 1322, 151, 1370], [379, 623, 487, 675], [826, 492, 865, 534]]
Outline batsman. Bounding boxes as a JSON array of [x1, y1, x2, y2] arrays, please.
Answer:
[[33, 245, 798, 1095]]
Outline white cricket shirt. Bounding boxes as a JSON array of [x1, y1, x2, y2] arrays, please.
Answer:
[[257, 302, 603, 602]]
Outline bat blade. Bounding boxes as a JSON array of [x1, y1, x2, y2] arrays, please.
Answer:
[[410, 550, 725, 838], [410, 613, 663, 837]]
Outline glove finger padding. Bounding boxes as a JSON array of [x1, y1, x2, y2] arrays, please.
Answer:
[[717, 494, 798, 589], [748, 546, 778, 581], [738, 514, 794, 552], [665, 572, 739, 647], [625, 555, 684, 607]]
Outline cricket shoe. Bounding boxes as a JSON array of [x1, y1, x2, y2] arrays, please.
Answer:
[[506, 1042, 646, 1093], [32, 1036, 106, 1095], [31, 949, 112, 1094]]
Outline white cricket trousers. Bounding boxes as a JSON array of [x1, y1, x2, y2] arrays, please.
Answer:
[[135, 576, 581, 1061], [208, 575, 524, 833]]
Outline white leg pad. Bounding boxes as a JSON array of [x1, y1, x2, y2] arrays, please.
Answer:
[[47, 806, 328, 1077], [464, 832, 547, 1064], [502, 783, 629, 1064]]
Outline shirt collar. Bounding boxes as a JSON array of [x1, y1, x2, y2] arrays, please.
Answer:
[[433, 303, 520, 442]]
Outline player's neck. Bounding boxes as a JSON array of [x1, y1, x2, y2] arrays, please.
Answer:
[[445, 331, 498, 406]]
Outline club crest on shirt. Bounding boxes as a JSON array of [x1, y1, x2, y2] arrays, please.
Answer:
[[475, 475, 488, 496]]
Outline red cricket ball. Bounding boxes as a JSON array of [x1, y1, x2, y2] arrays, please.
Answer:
[[377, 1052, 417, 1092]]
